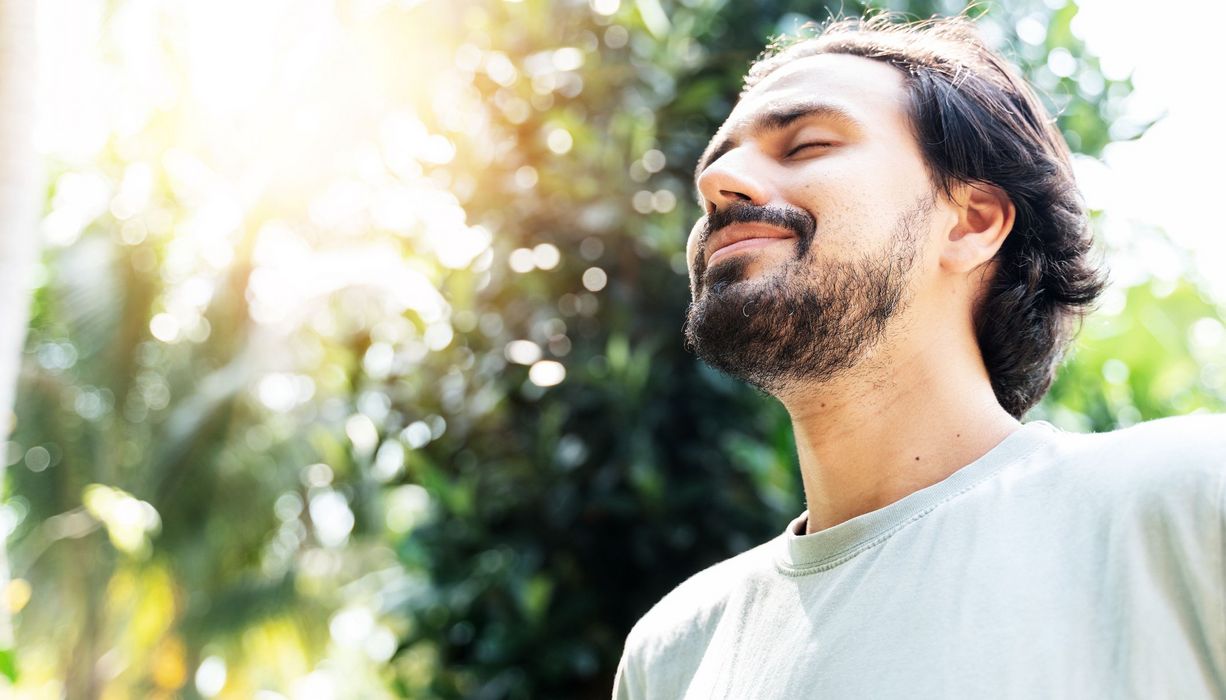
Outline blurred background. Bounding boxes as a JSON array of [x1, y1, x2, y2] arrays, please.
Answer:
[[2, 0, 1223, 697]]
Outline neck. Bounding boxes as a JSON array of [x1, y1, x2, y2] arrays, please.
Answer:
[[776, 330, 1019, 534]]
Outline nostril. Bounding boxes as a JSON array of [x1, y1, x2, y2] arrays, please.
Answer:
[[720, 189, 752, 203]]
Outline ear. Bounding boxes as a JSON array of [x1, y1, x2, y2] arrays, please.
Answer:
[[939, 181, 1015, 275]]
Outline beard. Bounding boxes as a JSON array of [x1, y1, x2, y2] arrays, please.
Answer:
[[682, 197, 931, 395]]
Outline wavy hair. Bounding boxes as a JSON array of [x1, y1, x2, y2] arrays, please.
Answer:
[[744, 13, 1107, 417]]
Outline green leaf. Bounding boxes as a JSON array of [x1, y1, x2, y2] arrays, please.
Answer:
[[0, 647, 16, 682]]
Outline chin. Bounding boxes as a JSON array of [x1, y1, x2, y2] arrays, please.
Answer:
[[702, 255, 783, 296]]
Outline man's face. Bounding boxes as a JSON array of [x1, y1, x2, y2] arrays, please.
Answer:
[[683, 52, 947, 395]]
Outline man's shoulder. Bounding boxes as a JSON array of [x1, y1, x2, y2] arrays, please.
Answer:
[[1041, 413, 1226, 505], [1054, 413, 1225, 469], [1098, 411, 1225, 444], [622, 535, 779, 663]]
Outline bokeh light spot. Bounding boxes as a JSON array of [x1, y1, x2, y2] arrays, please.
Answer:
[[652, 189, 677, 213], [25, 446, 50, 472], [4, 578, 32, 614], [505, 339, 544, 365], [509, 247, 536, 273], [546, 126, 574, 154], [529, 360, 566, 387], [532, 243, 561, 270], [514, 165, 539, 189], [1102, 358, 1130, 385], [641, 149, 666, 173], [150, 313, 181, 343], [590, 0, 621, 16], [402, 421, 432, 449], [582, 267, 607, 292], [345, 414, 380, 457], [195, 656, 227, 698], [604, 25, 629, 48]]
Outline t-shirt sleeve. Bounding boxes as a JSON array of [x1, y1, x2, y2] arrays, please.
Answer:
[[611, 639, 643, 700], [1218, 460, 1226, 669]]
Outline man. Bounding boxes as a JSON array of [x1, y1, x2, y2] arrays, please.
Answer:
[[613, 14, 1226, 699]]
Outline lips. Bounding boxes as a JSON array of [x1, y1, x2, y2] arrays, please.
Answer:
[[705, 223, 796, 266]]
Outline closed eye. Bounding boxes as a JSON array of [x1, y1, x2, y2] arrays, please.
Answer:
[[786, 142, 833, 158]]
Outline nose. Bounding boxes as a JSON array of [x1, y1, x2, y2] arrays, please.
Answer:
[[696, 146, 772, 213]]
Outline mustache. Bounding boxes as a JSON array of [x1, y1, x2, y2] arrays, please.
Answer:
[[693, 202, 817, 284]]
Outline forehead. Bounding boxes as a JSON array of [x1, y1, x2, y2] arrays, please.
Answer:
[[740, 52, 906, 118], [699, 53, 912, 174]]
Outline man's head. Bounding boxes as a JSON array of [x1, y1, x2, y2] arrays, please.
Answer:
[[682, 14, 1105, 418]]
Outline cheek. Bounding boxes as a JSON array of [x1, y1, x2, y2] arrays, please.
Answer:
[[685, 221, 703, 273]]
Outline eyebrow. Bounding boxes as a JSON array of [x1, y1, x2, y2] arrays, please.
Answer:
[[693, 101, 864, 184]]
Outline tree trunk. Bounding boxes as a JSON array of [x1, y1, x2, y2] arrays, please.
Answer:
[[0, 0, 40, 648]]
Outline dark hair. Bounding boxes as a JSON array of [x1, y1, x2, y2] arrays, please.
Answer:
[[744, 13, 1106, 418]]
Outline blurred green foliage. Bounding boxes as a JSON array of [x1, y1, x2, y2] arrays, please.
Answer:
[[4, 0, 1224, 698]]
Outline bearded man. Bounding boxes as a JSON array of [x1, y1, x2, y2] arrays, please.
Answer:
[[614, 14, 1226, 699]]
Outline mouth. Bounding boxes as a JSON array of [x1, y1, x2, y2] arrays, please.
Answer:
[[706, 223, 796, 267]]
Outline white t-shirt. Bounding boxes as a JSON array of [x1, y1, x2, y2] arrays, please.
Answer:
[[613, 416, 1226, 699]]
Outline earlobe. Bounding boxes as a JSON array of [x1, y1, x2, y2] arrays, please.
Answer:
[[940, 182, 1015, 274]]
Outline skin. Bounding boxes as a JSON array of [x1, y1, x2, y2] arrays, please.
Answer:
[[688, 53, 1021, 534]]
